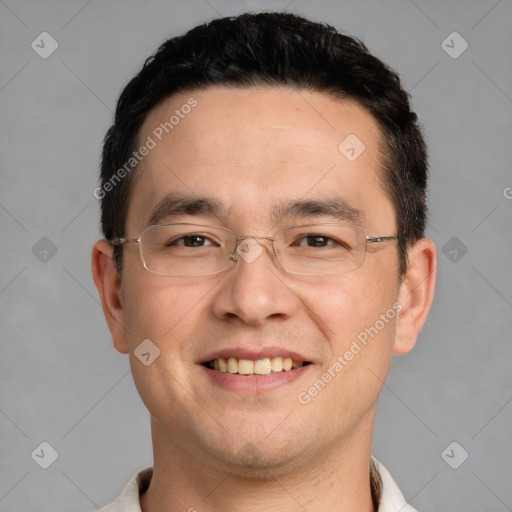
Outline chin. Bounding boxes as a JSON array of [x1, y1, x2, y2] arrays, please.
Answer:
[[201, 435, 310, 480]]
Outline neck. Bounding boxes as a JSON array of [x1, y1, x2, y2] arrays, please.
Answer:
[[140, 418, 378, 512]]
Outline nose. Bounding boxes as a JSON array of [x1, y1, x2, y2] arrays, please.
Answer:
[[211, 238, 298, 326], [228, 236, 276, 264]]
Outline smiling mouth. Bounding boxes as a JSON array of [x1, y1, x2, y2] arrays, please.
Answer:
[[203, 357, 311, 376]]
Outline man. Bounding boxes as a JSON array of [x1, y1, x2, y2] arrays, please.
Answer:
[[92, 11, 436, 512]]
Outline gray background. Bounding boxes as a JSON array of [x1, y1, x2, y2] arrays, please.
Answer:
[[1, 0, 511, 510]]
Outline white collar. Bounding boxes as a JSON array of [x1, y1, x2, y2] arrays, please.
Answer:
[[373, 459, 418, 512]]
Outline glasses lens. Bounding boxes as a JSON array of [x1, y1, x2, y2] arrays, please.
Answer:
[[140, 224, 235, 276], [275, 224, 366, 275]]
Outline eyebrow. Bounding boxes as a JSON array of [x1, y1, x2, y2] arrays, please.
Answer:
[[147, 194, 364, 226], [148, 194, 227, 226], [271, 198, 365, 225]]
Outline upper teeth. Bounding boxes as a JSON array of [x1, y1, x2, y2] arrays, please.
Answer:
[[209, 357, 304, 375]]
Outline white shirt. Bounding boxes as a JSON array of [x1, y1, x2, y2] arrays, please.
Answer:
[[97, 459, 417, 512]]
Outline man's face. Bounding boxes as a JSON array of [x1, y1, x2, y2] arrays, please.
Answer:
[[114, 87, 403, 473]]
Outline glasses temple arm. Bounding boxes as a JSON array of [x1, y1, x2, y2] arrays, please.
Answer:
[[111, 237, 140, 245], [365, 236, 399, 244]]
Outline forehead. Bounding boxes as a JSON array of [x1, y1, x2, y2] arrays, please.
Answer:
[[126, 86, 393, 232]]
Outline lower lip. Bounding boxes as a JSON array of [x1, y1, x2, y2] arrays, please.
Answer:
[[199, 364, 312, 393]]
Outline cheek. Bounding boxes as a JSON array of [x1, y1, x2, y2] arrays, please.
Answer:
[[120, 272, 221, 347], [296, 269, 399, 404], [296, 269, 398, 350], [291, 274, 400, 438], [296, 268, 400, 407], [120, 274, 220, 424]]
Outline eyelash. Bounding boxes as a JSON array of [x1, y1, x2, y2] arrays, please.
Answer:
[[169, 233, 346, 249]]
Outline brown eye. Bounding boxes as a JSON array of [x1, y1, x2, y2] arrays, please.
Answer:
[[169, 235, 215, 247], [293, 234, 341, 248]]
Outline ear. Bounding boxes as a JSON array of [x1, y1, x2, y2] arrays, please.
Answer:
[[394, 238, 437, 355], [91, 239, 129, 354]]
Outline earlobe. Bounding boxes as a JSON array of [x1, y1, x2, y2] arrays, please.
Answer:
[[91, 240, 129, 354], [394, 238, 437, 355]]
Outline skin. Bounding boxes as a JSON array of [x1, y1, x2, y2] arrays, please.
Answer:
[[92, 86, 436, 512]]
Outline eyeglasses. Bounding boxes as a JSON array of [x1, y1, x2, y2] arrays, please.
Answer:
[[111, 223, 399, 277]]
